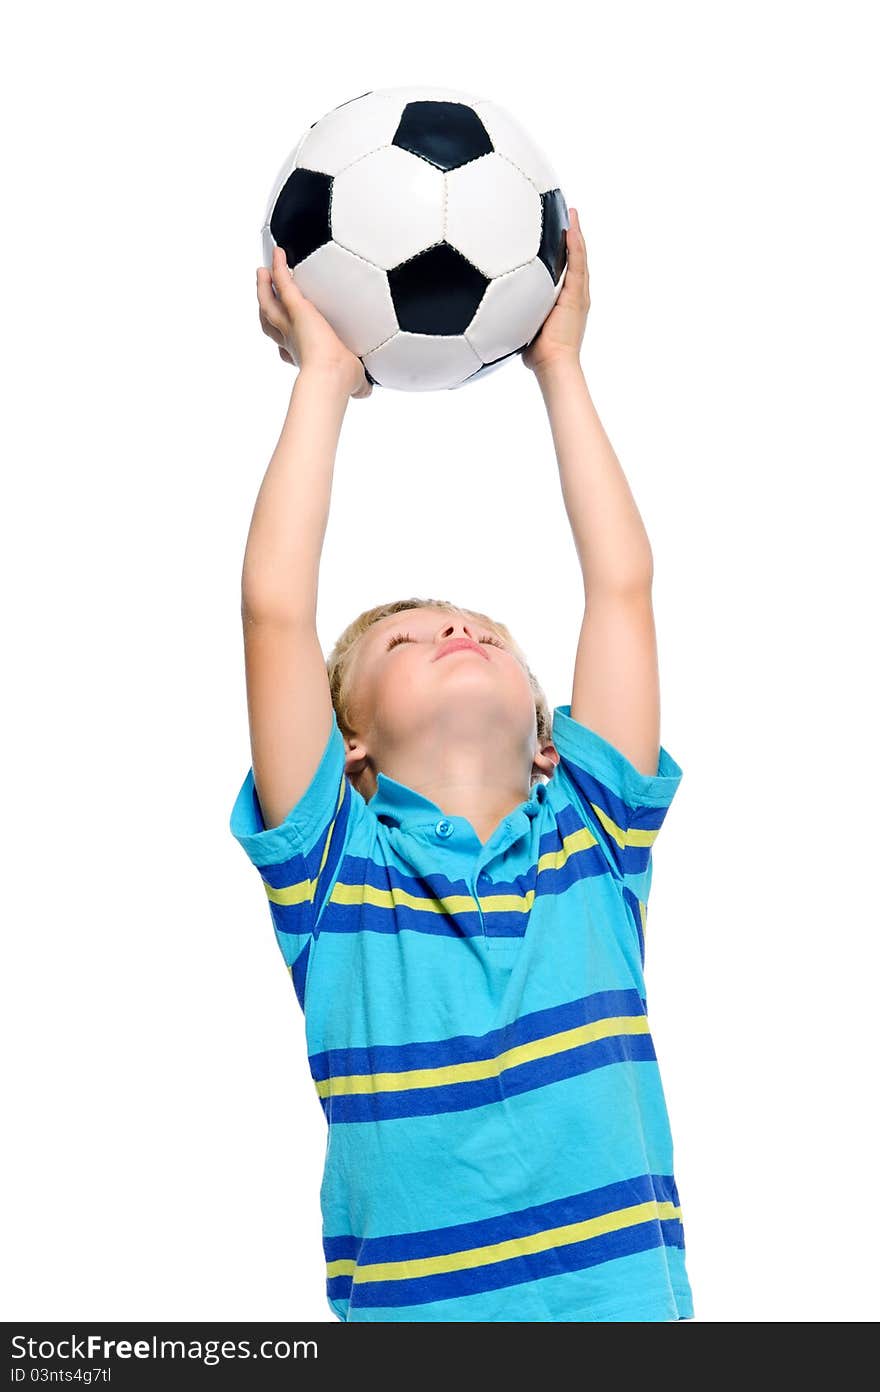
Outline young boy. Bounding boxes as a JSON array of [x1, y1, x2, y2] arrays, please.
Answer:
[[230, 211, 693, 1322]]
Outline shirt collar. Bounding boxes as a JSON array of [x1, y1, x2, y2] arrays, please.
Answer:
[[368, 769, 547, 828]]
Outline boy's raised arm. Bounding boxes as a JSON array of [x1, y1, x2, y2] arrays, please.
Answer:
[[523, 210, 660, 779], [240, 251, 371, 831]]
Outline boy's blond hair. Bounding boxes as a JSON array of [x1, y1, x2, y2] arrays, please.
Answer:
[[326, 597, 553, 787]]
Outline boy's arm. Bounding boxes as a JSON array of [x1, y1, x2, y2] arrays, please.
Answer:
[[525, 210, 660, 779], [240, 369, 351, 831], [535, 359, 659, 778], [240, 250, 370, 833]]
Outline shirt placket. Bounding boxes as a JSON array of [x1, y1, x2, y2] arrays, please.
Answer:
[[429, 811, 524, 947]]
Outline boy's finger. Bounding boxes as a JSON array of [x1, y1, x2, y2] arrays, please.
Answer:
[[564, 208, 588, 277], [257, 266, 283, 310], [272, 244, 305, 301], [257, 285, 289, 343]]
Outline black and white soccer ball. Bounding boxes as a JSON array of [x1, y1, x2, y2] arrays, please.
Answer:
[[261, 86, 569, 391]]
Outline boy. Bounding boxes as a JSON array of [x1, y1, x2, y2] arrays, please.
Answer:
[[230, 210, 693, 1321]]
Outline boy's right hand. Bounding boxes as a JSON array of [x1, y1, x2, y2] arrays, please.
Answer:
[[257, 245, 372, 400]]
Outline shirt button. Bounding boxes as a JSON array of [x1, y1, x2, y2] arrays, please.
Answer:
[[478, 871, 489, 883], [435, 818, 453, 838]]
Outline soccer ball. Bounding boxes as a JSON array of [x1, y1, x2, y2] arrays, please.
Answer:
[[261, 86, 569, 391]]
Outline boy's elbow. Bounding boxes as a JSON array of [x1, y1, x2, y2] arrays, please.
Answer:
[[240, 582, 316, 628]]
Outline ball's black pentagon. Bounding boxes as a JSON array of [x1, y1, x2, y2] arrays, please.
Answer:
[[388, 243, 489, 335], [269, 168, 333, 266], [538, 189, 570, 284], [392, 101, 493, 172], [455, 346, 523, 388]]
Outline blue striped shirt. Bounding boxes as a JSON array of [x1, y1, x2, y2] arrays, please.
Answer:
[[230, 702, 693, 1321]]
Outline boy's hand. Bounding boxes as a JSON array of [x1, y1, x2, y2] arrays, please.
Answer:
[[257, 246, 372, 400], [522, 207, 590, 376]]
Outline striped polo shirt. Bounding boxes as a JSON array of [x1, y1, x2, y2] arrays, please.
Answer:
[[229, 702, 693, 1322]]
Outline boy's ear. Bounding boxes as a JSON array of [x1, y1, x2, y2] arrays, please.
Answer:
[[532, 741, 560, 780], [343, 737, 370, 782]]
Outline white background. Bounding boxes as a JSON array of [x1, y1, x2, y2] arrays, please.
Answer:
[[3, 0, 878, 1324]]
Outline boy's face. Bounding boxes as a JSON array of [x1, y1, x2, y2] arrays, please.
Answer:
[[342, 606, 544, 784]]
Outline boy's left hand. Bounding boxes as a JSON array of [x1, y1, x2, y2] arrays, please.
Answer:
[[522, 207, 590, 375]]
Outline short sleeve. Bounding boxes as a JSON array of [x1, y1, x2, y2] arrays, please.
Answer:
[[229, 709, 368, 1010], [550, 703, 683, 895]]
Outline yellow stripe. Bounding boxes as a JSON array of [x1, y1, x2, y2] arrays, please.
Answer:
[[265, 877, 312, 907], [347, 882, 537, 916], [591, 803, 659, 851], [262, 773, 346, 907], [480, 891, 532, 912], [331, 882, 487, 916], [628, 825, 659, 847], [536, 823, 599, 873], [315, 1014, 649, 1099], [326, 1199, 681, 1285]]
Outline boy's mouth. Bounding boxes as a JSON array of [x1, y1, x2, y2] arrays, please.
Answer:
[[434, 639, 489, 661]]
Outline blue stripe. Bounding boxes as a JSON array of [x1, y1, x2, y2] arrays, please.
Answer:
[[340, 854, 478, 899], [309, 989, 644, 1082], [324, 1233, 360, 1262], [257, 849, 308, 890], [325, 1173, 680, 1264], [326, 1273, 355, 1303], [268, 901, 316, 939], [290, 939, 311, 1010], [321, 894, 602, 939], [320, 1031, 657, 1123], [318, 899, 483, 937]]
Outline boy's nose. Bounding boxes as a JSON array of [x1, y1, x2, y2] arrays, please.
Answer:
[[439, 620, 474, 641]]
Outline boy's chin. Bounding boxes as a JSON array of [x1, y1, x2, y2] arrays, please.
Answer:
[[422, 702, 530, 737]]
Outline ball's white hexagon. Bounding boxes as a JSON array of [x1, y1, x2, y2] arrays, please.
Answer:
[[292, 242, 398, 358], [446, 154, 542, 277], [472, 100, 560, 193], [332, 146, 445, 269], [294, 92, 403, 176], [467, 259, 563, 362], [363, 332, 482, 391]]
